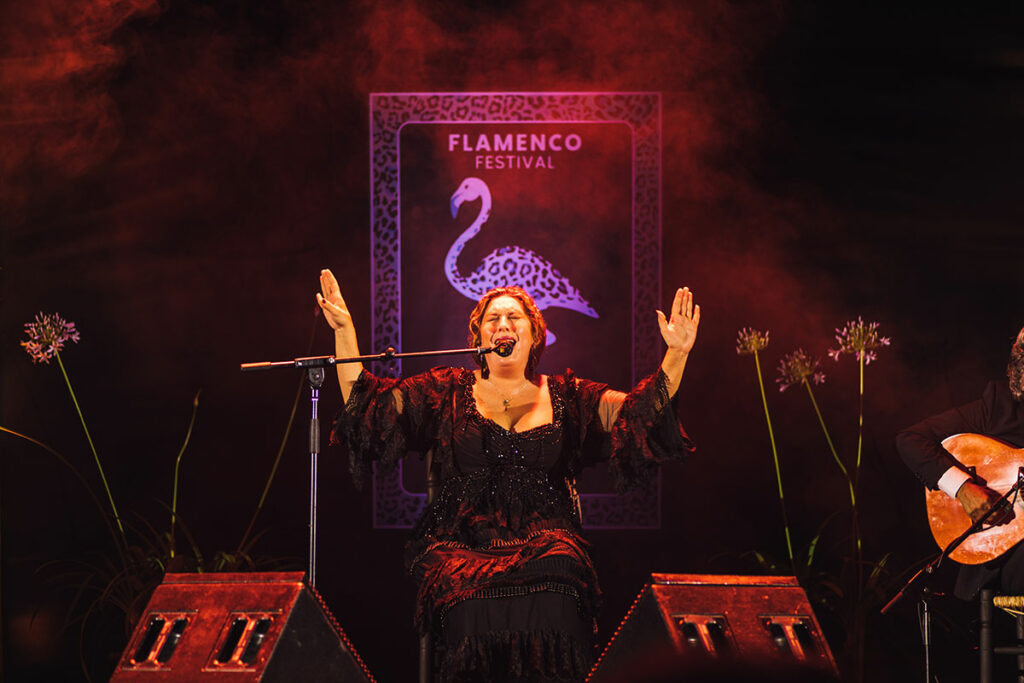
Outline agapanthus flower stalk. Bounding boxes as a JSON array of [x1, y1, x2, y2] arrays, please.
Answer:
[[828, 317, 888, 608], [827, 318, 889, 504], [778, 350, 850, 493], [20, 312, 80, 364], [827, 316, 891, 366], [736, 328, 794, 571], [735, 327, 770, 356], [21, 313, 126, 546], [776, 349, 826, 392]]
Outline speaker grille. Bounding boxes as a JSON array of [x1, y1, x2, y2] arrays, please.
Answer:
[[588, 574, 837, 681], [112, 572, 375, 682]]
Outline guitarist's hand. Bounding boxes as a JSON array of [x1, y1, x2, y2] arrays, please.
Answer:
[[956, 481, 1014, 526]]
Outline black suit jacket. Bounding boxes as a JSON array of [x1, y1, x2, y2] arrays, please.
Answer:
[[896, 381, 1024, 489], [896, 380, 1024, 598]]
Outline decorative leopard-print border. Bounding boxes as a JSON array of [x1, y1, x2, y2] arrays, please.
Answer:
[[369, 92, 662, 529]]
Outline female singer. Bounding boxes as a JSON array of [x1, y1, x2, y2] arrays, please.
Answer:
[[317, 269, 700, 683]]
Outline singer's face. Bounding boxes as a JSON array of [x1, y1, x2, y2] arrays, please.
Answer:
[[481, 296, 534, 360]]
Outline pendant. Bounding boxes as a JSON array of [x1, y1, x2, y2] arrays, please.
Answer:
[[502, 398, 511, 411]]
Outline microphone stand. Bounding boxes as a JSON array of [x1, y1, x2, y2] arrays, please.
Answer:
[[240, 345, 495, 588], [881, 468, 1024, 683]]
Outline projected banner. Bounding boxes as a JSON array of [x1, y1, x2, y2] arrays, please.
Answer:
[[369, 92, 662, 529]]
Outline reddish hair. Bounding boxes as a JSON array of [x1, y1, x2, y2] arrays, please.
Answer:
[[468, 287, 547, 377], [1008, 326, 1024, 402]]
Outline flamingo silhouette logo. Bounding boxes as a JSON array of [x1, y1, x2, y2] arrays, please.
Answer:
[[446, 177, 598, 345]]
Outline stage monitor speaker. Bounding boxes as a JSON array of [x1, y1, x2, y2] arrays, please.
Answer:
[[588, 574, 838, 682], [111, 572, 375, 682]]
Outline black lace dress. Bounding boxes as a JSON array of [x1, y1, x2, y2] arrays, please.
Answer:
[[332, 366, 693, 683]]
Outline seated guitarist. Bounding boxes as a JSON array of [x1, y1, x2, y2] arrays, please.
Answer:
[[896, 326, 1024, 599]]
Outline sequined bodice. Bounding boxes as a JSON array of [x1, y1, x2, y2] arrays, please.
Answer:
[[453, 373, 566, 474], [409, 372, 579, 550]]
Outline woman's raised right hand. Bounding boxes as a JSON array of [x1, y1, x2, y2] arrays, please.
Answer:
[[317, 268, 354, 332]]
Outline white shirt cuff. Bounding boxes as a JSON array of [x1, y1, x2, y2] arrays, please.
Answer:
[[938, 467, 972, 498]]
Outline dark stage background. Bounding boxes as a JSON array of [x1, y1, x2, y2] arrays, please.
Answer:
[[2, 1, 1023, 680]]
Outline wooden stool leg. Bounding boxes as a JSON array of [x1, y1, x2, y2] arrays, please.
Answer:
[[982, 588, 995, 683], [418, 632, 432, 683]]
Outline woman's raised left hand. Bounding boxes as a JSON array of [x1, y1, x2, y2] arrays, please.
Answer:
[[657, 287, 700, 354]]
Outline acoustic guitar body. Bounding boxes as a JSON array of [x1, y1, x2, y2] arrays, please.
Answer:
[[927, 433, 1024, 565]]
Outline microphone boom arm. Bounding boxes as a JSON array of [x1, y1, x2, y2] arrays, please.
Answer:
[[240, 345, 496, 371]]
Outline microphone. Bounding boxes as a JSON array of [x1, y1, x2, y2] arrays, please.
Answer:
[[493, 339, 515, 357]]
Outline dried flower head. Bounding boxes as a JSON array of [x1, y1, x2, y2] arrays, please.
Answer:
[[736, 328, 770, 355], [21, 312, 80, 364], [827, 317, 891, 364], [777, 349, 826, 392]]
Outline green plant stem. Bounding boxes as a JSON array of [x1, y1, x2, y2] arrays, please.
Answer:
[[803, 380, 854, 505], [856, 352, 865, 489], [170, 391, 201, 559], [803, 379, 862, 589], [754, 350, 795, 572], [55, 350, 126, 546], [854, 352, 866, 598]]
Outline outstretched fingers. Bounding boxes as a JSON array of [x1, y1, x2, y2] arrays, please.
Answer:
[[667, 287, 700, 353], [321, 269, 349, 306], [682, 287, 692, 319], [317, 268, 354, 331], [671, 287, 695, 321], [320, 268, 337, 299]]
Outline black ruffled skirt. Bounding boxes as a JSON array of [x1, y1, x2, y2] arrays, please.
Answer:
[[439, 591, 592, 682]]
